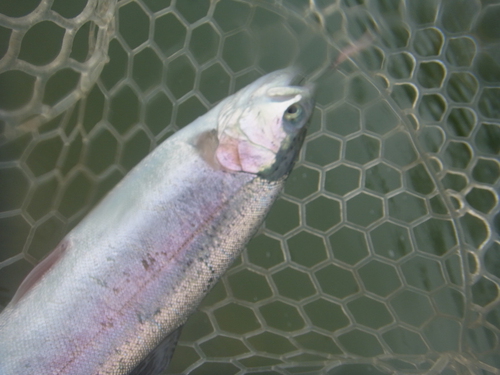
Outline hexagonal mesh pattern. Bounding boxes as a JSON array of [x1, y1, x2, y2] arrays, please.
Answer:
[[1, 0, 499, 374]]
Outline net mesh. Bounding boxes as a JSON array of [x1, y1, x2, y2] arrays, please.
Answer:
[[0, 0, 499, 374]]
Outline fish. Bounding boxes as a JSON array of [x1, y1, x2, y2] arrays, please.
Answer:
[[0, 69, 315, 374]]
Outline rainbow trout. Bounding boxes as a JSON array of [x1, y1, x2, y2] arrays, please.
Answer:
[[0, 69, 314, 374]]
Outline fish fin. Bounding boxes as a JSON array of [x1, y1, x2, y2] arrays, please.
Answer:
[[253, 222, 265, 237], [130, 326, 183, 375], [195, 130, 223, 170], [10, 240, 68, 305], [216, 132, 244, 172]]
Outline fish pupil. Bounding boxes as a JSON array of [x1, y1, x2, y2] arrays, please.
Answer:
[[284, 104, 302, 121]]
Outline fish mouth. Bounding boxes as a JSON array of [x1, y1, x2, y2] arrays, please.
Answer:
[[249, 68, 314, 107], [267, 86, 305, 98]]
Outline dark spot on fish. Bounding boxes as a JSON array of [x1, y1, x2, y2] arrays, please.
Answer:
[[206, 260, 215, 274], [137, 312, 145, 324], [142, 259, 149, 270], [113, 287, 120, 294], [90, 276, 108, 288]]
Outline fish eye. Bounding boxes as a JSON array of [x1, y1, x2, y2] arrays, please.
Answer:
[[284, 103, 303, 122]]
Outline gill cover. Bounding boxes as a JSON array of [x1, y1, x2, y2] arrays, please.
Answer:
[[214, 70, 314, 177]]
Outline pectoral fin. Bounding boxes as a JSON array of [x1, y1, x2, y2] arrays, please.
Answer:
[[10, 240, 69, 306], [196, 130, 225, 171], [129, 326, 183, 375]]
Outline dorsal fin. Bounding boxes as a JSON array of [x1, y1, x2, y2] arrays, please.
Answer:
[[10, 240, 69, 306], [129, 326, 183, 375]]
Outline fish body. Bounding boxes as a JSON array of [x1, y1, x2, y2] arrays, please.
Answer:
[[0, 70, 314, 374]]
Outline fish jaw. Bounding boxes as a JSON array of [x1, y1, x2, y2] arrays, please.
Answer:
[[215, 69, 315, 177]]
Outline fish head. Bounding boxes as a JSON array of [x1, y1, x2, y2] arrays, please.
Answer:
[[216, 69, 315, 180]]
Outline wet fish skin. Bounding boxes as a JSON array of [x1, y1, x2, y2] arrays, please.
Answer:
[[0, 69, 314, 374]]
